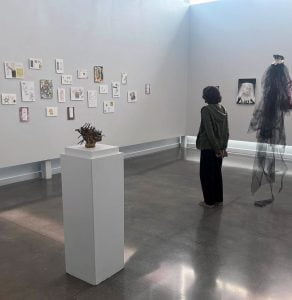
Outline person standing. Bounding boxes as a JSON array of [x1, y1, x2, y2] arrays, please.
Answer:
[[196, 86, 229, 208]]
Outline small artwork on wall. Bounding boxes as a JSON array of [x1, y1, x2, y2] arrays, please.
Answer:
[[71, 87, 85, 100], [112, 82, 121, 98], [19, 107, 29, 122], [1, 93, 16, 105], [127, 90, 137, 103], [57, 88, 66, 103], [103, 100, 115, 114], [145, 83, 151, 95], [237, 78, 256, 105], [29, 58, 42, 70], [94, 66, 103, 83], [40, 80, 53, 99], [67, 107, 75, 120], [99, 84, 108, 94], [87, 90, 98, 108], [61, 75, 73, 85], [77, 69, 88, 79], [121, 73, 128, 85], [21, 81, 35, 102], [4, 61, 24, 79], [55, 59, 64, 74], [46, 106, 58, 117]]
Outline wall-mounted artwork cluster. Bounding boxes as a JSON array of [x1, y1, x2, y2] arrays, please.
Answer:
[[1, 58, 152, 123]]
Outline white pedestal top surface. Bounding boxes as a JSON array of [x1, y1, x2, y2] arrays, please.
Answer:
[[65, 144, 119, 159]]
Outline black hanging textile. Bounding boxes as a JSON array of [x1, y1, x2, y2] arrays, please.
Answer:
[[248, 55, 292, 206]]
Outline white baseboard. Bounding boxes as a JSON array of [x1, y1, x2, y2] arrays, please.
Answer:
[[0, 171, 41, 187]]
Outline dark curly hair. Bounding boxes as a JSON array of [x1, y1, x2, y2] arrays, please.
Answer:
[[202, 86, 222, 104]]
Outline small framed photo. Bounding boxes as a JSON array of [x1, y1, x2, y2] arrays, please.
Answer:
[[61, 75, 73, 85], [127, 90, 137, 103], [29, 58, 42, 70], [99, 84, 108, 94], [55, 58, 64, 74], [77, 69, 88, 79], [19, 107, 29, 122], [70, 87, 85, 101], [46, 107, 58, 117], [121, 73, 128, 85], [67, 107, 75, 120], [145, 83, 151, 95], [94, 66, 103, 83], [57, 88, 66, 103], [103, 100, 115, 113], [237, 78, 256, 105]]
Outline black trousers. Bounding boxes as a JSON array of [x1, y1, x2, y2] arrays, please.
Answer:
[[200, 149, 223, 205]]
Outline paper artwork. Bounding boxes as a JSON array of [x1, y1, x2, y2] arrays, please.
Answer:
[[55, 59, 64, 74], [127, 91, 137, 103], [46, 107, 58, 117], [40, 80, 53, 99], [57, 88, 66, 103], [29, 58, 42, 70], [67, 107, 75, 120], [87, 90, 98, 108], [103, 100, 115, 114], [21, 81, 35, 102], [1, 93, 16, 105], [77, 69, 88, 79], [70, 87, 85, 100], [237, 79, 256, 105], [99, 84, 108, 94], [145, 84, 151, 95], [94, 66, 103, 83], [4, 61, 24, 79], [19, 107, 29, 122], [61, 75, 73, 85], [112, 82, 121, 98], [121, 73, 128, 85]]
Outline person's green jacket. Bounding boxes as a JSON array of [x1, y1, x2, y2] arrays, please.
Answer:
[[196, 104, 229, 152]]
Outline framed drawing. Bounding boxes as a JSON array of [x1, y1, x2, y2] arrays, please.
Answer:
[[40, 80, 53, 99], [1, 93, 16, 105], [55, 59, 64, 74], [57, 88, 66, 103], [46, 107, 58, 117], [19, 107, 29, 122], [112, 82, 121, 98], [99, 84, 108, 94], [21, 81, 35, 102], [121, 73, 128, 85], [67, 107, 75, 120], [77, 69, 88, 79], [127, 90, 137, 103], [70, 87, 85, 100], [103, 100, 115, 113], [61, 75, 73, 85], [145, 83, 151, 95], [237, 78, 256, 105], [94, 66, 103, 83], [29, 58, 42, 70], [4, 61, 24, 79]]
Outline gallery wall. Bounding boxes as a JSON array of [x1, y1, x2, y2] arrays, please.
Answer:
[[0, 0, 189, 168], [187, 0, 292, 145]]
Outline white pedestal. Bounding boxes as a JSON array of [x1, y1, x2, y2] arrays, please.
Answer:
[[61, 144, 124, 285]]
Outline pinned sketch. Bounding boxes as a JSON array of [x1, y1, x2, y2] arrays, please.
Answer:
[[103, 100, 115, 113], [61, 75, 73, 85], [121, 73, 128, 85], [4, 61, 24, 79], [112, 82, 121, 98], [46, 107, 58, 117], [77, 69, 88, 79], [1, 93, 16, 105], [127, 91, 137, 103], [40, 80, 53, 99], [20, 81, 35, 102], [99, 84, 108, 94], [55, 59, 64, 74], [87, 90, 98, 107], [70, 87, 85, 100], [145, 84, 151, 95], [19, 107, 29, 122], [237, 79, 256, 104], [57, 88, 66, 103], [29, 58, 42, 70], [67, 107, 75, 120], [94, 66, 103, 83]]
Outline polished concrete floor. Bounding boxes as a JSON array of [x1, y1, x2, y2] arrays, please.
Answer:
[[0, 148, 292, 300]]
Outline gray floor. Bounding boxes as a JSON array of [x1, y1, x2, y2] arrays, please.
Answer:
[[0, 148, 292, 300]]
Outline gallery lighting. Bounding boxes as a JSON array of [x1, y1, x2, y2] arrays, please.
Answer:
[[188, 0, 219, 5]]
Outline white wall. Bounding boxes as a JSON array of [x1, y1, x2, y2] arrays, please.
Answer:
[[187, 0, 292, 145], [0, 0, 189, 168]]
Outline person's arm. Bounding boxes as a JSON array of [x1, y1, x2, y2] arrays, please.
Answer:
[[201, 108, 221, 152]]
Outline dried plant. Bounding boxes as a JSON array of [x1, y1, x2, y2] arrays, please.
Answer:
[[75, 123, 103, 148]]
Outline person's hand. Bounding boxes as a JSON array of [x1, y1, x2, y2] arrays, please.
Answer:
[[216, 150, 228, 158]]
